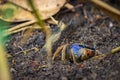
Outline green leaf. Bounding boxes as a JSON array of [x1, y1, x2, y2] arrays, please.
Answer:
[[0, 19, 10, 44]]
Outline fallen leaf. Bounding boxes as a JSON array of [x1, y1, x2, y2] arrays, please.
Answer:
[[4, 0, 66, 21]]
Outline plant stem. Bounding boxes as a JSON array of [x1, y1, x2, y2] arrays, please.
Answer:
[[27, 0, 52, 64], [27, 0, 45, 30], [0, 42, 11, 80]]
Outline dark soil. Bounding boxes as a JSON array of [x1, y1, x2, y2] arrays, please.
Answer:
[[6, 1, 120, 80]]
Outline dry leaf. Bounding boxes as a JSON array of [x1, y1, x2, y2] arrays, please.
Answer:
[[6, 0, 66, 21]]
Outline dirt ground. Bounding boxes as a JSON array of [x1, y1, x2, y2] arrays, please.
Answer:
[[6, 1, 120, 80]]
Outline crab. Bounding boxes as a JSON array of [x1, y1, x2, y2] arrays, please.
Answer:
[[52, 43, 100, 63]]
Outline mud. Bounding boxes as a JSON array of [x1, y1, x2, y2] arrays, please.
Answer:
[[6, 1, 120, 80]]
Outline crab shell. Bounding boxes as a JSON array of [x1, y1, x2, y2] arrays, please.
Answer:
[[0, 0, 66, 21]]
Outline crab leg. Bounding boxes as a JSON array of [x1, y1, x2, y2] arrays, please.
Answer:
[[61, 44, 68, 62], [52, 45, 64, 61]]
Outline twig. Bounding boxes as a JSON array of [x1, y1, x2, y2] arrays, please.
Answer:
[[5, 25, 41, 36], [96, 46, 120, 61], [111, 46, 120, 54], [90, 0, 120, 21], [7, 20, 36, 32]]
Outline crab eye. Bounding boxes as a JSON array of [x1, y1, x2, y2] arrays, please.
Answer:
[[86, 49, 92, 56]]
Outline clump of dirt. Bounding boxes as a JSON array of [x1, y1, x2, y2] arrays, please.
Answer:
[[6, 1, 120, 80]]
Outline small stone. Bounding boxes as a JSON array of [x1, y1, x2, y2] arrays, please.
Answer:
[[10, 68, 17, 73], [61, 76, 68, 80]]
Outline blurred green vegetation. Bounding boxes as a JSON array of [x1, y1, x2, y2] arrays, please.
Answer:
[[0, 20, 11, 80], [0, 19, 9, 42], [0, 5, 13, 80]]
